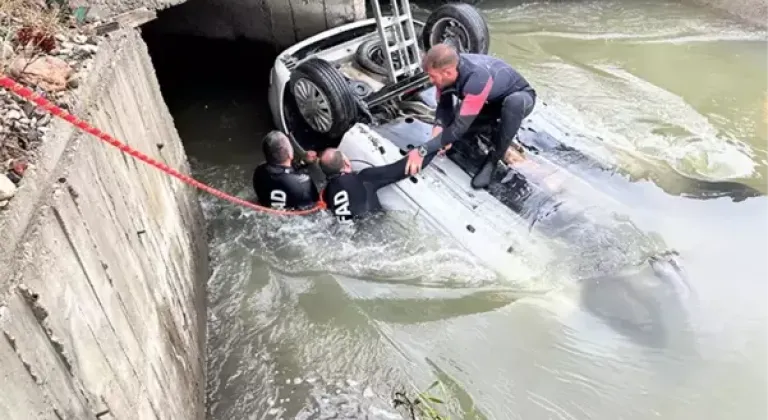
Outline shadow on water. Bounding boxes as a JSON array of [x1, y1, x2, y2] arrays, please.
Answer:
[[577, 252, 694, 349], [142, 30, 278, 165]]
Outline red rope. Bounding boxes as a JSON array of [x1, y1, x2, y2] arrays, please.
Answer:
[[0, 75, 325, 216]]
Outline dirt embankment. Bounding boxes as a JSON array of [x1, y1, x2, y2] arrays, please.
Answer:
[[0, 0, 103, 207]]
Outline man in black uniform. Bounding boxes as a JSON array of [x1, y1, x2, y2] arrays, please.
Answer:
[[252, 130, 320, 210], [319, 147, 438, 224], [404, 44, 537, 189]]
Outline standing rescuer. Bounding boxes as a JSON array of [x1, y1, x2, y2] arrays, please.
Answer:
[[252, 130, 320, 210], [404, 43, 537, 189]]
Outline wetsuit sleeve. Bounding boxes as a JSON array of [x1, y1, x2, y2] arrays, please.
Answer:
[[358, 151, 438, 190], [305, 179, 320, 202], [434, 88, 454, 128], [292, 165, 320, 203], [422, 70, 493, 154]]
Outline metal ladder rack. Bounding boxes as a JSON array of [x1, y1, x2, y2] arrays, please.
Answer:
[[369, 0, 423, 83]]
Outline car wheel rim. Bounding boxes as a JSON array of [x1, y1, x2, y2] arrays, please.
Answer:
[[293, 78, 333, 133], [429, 17, 471, 52]]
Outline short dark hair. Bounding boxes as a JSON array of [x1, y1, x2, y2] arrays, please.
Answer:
[[319, 149, 345, 175], [422, 43, 459, 71], [262, 130, 292, 164]]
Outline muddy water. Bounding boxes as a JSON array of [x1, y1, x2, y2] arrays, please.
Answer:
[[144, 1, 766, 418]]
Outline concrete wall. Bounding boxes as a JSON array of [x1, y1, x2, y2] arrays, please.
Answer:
[[141, 0, 367, 49], [0, 29, 209, 420], [84, 0, 366, 50], [83, 0, 187, 19], [690, 0, 768, 27]]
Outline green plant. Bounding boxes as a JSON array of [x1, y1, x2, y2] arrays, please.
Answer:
[[393, 380, 452, 420]]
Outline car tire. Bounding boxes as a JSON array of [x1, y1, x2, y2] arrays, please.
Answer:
[[355, 31, 425, 77], [289, 58, 358, 140], [355, 38, 389, 76], [422, 3, 490, 54]]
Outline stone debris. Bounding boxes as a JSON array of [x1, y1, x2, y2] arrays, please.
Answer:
[[0, 173, 16, 201], [1, 42, 13, 61], [9, 55, 73, 92], [0, 7, 104, 209]]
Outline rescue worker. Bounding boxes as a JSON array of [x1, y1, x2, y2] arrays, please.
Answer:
[[318, 147, 438, 223], [252, 130, 319, 210], [404, 43, 537, 189]]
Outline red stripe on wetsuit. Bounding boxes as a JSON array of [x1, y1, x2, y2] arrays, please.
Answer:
[[423, 75, 494, 154], [459, 77, 493, 116]]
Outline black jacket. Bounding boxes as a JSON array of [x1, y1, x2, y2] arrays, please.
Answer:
[[322, 152, 437, 223], [253, 162, 319, 210]]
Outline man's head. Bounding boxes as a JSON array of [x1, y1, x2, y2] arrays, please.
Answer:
[[262, 130, 294, 166], [422, 44, 460, 89], [319, 148, 351, 176]]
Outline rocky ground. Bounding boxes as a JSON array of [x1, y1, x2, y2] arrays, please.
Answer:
[[0, 4, 102, 208]]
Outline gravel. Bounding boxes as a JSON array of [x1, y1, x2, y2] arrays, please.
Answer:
[[1, 25, 103, 207]]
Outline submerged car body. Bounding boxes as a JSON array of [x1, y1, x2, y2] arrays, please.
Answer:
[[267, 10, 563, 282], [265, 5, 687, 284]]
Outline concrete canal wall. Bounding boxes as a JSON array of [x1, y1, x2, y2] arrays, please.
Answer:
[[0, 30, 209, 420]]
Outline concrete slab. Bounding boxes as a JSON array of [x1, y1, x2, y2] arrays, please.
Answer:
[[0, 329, 61, 420], [0, 289, 93, 419]]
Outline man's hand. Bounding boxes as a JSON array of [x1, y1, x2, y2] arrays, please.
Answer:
[[503, 147, 525, 165], [405, 148, 425, 175], [438, 144, 452, 156], [304, 150, 318, 163]]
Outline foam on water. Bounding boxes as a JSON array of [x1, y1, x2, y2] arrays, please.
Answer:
[[482, 0, 766, 191]]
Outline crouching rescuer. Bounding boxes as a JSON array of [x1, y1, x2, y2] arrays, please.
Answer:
[[404, 44, 537, 189]]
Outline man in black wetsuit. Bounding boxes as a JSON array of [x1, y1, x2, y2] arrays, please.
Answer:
[[319, 147, 438, 224], [404, 44, 537, 189], [252, 130, 320, 210]]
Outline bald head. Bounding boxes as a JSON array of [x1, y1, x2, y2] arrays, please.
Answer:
[[422, 43, 459, 72], [319, 148, 347, 175]]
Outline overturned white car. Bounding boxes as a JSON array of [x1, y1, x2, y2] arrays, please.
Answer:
[[265, 2, 682, 284]]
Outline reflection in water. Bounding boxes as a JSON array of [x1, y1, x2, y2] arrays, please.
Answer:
[[143, 1, 766, 418]]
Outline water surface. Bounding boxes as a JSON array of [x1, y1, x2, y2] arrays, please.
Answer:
[[144, 2, 767, 418]]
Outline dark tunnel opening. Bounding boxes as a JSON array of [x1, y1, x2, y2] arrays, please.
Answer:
[[141, 13, 280, 167]]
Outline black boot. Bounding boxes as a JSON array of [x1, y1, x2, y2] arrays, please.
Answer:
[[471, 154, 496, 189]]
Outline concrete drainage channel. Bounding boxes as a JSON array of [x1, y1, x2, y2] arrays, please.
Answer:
[[0, 0, 362, 419], [1, 0, 763, 418]]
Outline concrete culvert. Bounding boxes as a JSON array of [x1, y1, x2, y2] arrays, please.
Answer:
[[139, 0, 366, 50], [139, 0, 368, 165], [140, 30, 278, 166]]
